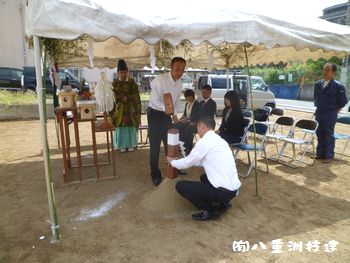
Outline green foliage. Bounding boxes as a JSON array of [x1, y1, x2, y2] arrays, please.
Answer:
[[0, 90, 53, 105], [213, 43, 245, 68], [41, 37, 87, 65], [156, 39, 194, 67], [245, 58, 343, 84]]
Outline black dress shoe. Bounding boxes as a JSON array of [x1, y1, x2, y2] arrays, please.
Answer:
[[313, 156, 323, 160], [177, 170, 187, 175], [192, 210, 220, 221], [152, 177, 162, 187], [216, 201, 232, 213]]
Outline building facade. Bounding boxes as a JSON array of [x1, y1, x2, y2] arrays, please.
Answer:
[[0, 0, 34, 68], [320, 2, 349, 25]]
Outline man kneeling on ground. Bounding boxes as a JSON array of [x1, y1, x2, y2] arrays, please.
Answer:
[[166, 116, 241, 221]]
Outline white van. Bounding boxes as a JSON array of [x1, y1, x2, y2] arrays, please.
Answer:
[[194, 74, 276, 113]]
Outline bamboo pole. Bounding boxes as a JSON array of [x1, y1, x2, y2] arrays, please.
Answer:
[[243, 45, 260, 197], [33, 36, 61, 243]]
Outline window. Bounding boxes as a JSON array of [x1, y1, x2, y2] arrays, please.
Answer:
[[233, 77, 248, 94], [0, 69, 10, 78], [59, 72, 66, 80], [198, 76, 208, 89], [211, 78, 231, 90], [12, 70, 23, 79]]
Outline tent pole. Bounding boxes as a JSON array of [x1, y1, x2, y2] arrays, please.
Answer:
[[226, 67, 229, 91], [243, 45, 259, 197], [33, 36, 61, 243]]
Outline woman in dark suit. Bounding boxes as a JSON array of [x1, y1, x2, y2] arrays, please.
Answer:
[[174, 89, 200, 155], [217, 90, 245, 144]]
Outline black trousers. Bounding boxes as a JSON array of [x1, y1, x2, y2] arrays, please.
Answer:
[[173, 122, 196, 156], [175, 174, 238, 211], [147, 107, 172, 180]]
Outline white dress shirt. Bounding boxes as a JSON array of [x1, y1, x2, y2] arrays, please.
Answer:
[[148, 72, 183, 115], [185, 101, 193, 117], [323, 80, 330, 88], [171, 130, 241, 191]]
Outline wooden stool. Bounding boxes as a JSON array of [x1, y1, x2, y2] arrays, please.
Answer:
[[138, 124, 149, 145], [54, 107, 82, 183], [92, 120, 116, 179]]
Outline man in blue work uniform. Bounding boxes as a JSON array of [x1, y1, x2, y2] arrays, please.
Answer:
[[314, 62, 348, 163]]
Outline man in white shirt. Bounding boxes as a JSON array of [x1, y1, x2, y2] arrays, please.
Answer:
[[167, 116, 241, 221], [148, 57, 186, 186]]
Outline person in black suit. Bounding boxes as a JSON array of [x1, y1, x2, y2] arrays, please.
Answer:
[[199, 84, 217, 119], [174, 89, 201, 155], [216, 91, 245, 144]]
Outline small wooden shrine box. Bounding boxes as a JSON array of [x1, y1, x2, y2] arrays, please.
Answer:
[[76, 100, 96, 119], [58, 90, 76, 108]]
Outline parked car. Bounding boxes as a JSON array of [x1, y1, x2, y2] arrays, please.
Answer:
[[250, 76, 268, 91], [181, 75, 193, 91], [139, 74, 156, 91], [0, 67, 23, 91], [194, 74, 275, 113], [21, 66, 80, 93]]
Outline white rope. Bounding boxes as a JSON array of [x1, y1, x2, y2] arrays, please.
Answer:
[[46, 219, 60, 231]]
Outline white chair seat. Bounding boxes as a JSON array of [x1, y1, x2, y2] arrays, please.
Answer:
[[283, 138, 308, 144], [266, 134, 287, 140]]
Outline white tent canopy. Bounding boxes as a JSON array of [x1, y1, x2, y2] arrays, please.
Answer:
[[26, 0, 350, 68], [25, 0, 350, 242]]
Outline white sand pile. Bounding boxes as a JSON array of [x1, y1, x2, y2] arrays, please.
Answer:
[[141, 178, 195, 215]]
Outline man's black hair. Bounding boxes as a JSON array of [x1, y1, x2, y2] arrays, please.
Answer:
[[202, 84, 212, 91], [324, 62, 337, 72], [184, 89, 195, 98], [197, 116, 216, 130], [171, 57, 186, 66]]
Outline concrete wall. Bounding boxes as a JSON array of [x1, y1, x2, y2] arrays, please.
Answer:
[[0, 0, 34, 68], [0, 104, 55, 120]]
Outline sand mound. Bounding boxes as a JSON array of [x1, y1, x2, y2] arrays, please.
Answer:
[[141, 178, 195, 215]]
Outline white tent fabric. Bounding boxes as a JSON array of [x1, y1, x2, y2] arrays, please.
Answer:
[[25, 0, 350, 242], [82, 67, 117, 82], [26, 0, 350, 68]]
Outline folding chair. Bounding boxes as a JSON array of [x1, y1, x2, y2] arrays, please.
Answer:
[[278, 119, 318, 168], [137, 124, 149, 147], [262, 106, 273, 116], [270, 107, 284, 116], [265, 116, 295, 161], [243, 109, 253, 118], [232, 122, 269, 177], [334, 116, 350, 160], [253, 107, 270, 122], [269, 107, 285, 133], [229, 117, 251, 147]]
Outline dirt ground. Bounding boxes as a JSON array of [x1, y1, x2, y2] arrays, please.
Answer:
[[1, 110, 350, 263]]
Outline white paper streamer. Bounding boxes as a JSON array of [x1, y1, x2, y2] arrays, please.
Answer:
[[179, 140, 186, 157], [149, 45, 156, 74], [94, 72, 115, 112]]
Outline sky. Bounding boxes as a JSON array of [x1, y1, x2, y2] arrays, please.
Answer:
[[100, 0, 347, 22]]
